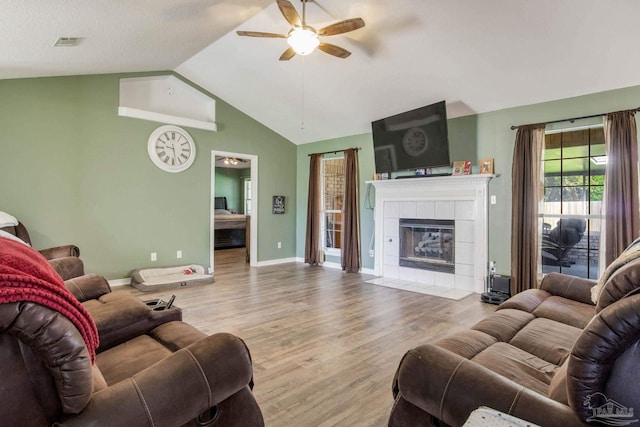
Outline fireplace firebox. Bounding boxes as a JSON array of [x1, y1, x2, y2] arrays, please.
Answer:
[[399, 219, 455, 273]]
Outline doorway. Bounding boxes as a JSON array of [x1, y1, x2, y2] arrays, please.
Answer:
[[210, 150, 258, 273]]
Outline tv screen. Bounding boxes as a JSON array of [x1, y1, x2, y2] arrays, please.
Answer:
[[371, 100, 450, 174]]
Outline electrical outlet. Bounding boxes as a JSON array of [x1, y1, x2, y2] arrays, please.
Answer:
[[369, 250, 374, 257], [277, 242, 282, 249], [177, 250, 182, 259], [151, 252, 157, 262]]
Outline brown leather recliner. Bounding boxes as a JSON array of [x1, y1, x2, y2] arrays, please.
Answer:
[[390, 246, 640, 427], [1, 221, 84, 280], [64, 274, 184, 353], [1, 302, 264, 426], [0, 238, 264, 426]]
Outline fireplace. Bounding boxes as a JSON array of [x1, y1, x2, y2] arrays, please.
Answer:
[[370, 175, 492, 294], [399, 219, 455, 273]]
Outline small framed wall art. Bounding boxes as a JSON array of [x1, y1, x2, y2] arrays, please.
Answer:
[[480, 158, 494, 174], [272, 195, 285, 214]]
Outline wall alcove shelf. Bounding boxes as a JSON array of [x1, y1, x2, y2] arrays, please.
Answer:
[[118, 75, 217, 131]]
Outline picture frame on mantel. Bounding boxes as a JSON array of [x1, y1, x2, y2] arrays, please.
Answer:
[[480, 158, 494, 174], [452, 160, 471, 176]]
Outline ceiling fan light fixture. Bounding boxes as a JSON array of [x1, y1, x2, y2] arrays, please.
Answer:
[[223, 157, 239, 165], [287, 27, 319, 55]]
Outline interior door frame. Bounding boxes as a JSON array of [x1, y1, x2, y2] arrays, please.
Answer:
[[210, 150, 258, 271]]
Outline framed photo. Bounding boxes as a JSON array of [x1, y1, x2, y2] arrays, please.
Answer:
[[452, 161, 465, 175], [480, 158, 494, 175], [463, 160, 471, 175], [452, 160, 471, 176], [272, 195, 285, 214]]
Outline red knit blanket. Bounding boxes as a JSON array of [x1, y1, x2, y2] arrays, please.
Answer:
[[0, 237, 99, 362]]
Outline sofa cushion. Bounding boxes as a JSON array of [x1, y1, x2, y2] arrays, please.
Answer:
[[436, 329, 497, 359], [471, 309, 535, 342], [97, 334, 173, 385], [540, 273, 596, 306], [498, 288, 550, 313], [532, 296, 595, 329], [92, 365, 108, 393], [96, 321, 207, 386], [547, 358, 569, 404], [509, 318, 582, 365], [471, 342, 558, 396]]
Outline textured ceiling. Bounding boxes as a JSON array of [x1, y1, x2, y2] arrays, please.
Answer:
[[3, 0, 640, 144]]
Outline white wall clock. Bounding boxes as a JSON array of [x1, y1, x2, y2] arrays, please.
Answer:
[[147, 125, 196, 173]]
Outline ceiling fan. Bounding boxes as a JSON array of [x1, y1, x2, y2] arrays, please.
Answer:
[[236, 0, 365, 60]]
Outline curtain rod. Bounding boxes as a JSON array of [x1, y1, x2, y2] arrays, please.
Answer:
[[308, 147, 361, 157], [510, 107, 640, 130]]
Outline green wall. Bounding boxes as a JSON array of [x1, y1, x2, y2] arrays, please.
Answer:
[[0, 73, 297, 279], [296, 84, 640, 275], [215, 167, 247, 214]]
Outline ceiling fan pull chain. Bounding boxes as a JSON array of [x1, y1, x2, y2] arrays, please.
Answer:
[[301, 56, 305, 130]]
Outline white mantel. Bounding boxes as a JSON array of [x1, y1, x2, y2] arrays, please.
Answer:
[[369, 174, 494, 294]]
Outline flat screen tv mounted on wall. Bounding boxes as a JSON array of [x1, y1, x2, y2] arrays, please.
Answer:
[[371, 100, 450, 174]]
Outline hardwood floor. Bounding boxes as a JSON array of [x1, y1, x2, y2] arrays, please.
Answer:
[[121, 248, 496, 426]]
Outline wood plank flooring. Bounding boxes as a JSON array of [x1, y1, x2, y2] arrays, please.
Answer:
[[121, 248, 496, 427]]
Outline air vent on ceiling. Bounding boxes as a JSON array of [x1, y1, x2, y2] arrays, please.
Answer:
[[53, 37, 82, 47]]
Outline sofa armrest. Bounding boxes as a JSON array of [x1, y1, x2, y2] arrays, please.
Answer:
[[49, 256, 84, 280], [39, 244, 80, 259], [50, 257, 85, 281], [539, 272, 596, 305], [394, 344, 588, 427], [56, 333, 257, 427], [65, 274, 111, 302]]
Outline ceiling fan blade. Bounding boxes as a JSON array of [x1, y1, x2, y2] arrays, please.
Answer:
[[318, 43, 351, 58], [317, 18, 365, 37], [277, 0, 301, 27], [279, 47, 297, 61], [236, 31, 287, 38]]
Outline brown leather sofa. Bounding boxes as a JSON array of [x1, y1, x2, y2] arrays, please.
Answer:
[[1, 221, 84, 280], [64, 274, 183, 352], [390, 248, 640, 426], [0, 238, 264, 426]]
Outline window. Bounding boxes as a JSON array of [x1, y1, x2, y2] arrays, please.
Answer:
[[322, 157, 345, 255], [244, 178, 251, 216], [540, 126, 605, 279]]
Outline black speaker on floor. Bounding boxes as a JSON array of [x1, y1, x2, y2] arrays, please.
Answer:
[[481, 274, 511, 305], [492, 275, 511, 295]]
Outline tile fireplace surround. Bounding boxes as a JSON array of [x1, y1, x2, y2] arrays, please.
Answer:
[[369, 174, 493, 294]]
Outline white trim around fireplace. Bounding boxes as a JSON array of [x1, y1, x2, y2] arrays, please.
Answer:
[[369, 174, 494, 294]]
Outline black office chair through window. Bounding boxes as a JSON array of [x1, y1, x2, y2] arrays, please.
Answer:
[[541, 218, 586, 267]]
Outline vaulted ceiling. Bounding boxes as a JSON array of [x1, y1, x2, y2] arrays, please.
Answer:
[[3, 0, 640, 144]]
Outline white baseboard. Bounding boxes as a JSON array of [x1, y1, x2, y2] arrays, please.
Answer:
[[255, 257, 298, 267], [322, 261, 342, 270], [108, 278, 131, 287], [294, 257, 376, 275]]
